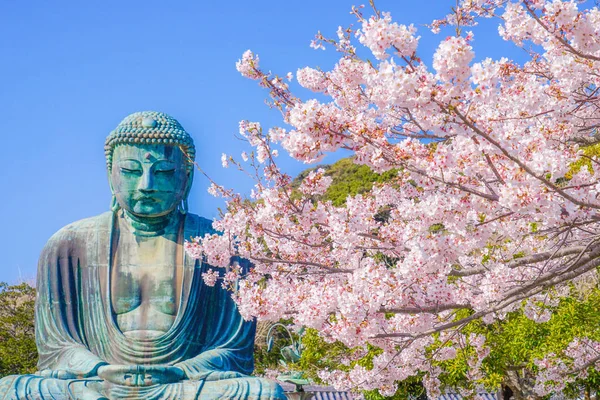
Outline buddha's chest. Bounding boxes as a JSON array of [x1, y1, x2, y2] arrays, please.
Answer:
[[111, 264, 178, 315], [110, 231, 183, 336]]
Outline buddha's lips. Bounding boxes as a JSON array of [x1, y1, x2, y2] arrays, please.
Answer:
[[137, 196, 158, 202]]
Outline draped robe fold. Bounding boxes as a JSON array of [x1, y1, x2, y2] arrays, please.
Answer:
[[0, 212, 285, 400]]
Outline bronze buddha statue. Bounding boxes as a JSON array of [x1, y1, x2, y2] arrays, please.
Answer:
[[0, 111, 285, 400]]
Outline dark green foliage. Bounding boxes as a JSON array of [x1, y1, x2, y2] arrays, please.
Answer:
[[254, 323, 277, 375], [253, 320, 299, 376], [291, 157, 398, 206], [295, 328, 352, 381], [0, 282, 37, 377], [322, 158, 397, 206], [425, 287, 600, 399]]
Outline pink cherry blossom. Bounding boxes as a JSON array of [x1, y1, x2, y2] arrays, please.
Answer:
[[296, 67, 328, 92], [356, 12, 419, 59], [236, 50, 261, 79], [188, 1, 600, 396], [202, 269, 219, 287], [221, 153, 229, 168], [433, 34, 474, 83]]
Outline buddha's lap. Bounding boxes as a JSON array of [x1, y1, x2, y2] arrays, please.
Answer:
[[0, 374, 285, 400]]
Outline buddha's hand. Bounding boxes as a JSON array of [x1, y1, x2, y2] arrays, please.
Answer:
[[38, 361, 109, 380], [177, 368, 246, 381], [203, 370, 246, 381], [175, 349, 250, 381], [97, 364, 185, 387]]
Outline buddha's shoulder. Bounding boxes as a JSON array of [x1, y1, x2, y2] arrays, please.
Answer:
[[47, 212, 114, 243], [185, 213, 216, 235], [45, 212, 216, 244]]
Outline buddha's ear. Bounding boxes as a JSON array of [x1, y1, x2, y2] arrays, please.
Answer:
[[108, 173, 120, 212], [107, 166, 118, 194], [184, 168, 194, 201]]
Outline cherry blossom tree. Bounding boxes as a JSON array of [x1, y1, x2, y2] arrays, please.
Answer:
[[187, 0, 600, 396]]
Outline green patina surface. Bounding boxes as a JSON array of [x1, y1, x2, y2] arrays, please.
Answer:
[[0, 112, 285, 400]]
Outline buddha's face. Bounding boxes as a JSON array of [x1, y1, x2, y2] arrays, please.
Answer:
[[110, 144, 190, 217]]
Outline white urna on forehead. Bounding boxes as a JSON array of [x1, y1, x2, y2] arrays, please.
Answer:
[[105, 111, 196, 173]]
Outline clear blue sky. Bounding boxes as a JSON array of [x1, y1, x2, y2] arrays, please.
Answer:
[[0, 0, 528, 283]]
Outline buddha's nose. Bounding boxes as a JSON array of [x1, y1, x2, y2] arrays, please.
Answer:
[[139, 172, 157, 193]]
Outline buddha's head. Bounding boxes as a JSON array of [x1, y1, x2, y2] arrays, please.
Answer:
[[105, 111, 195, 218]]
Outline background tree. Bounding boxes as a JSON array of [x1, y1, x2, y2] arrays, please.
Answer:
[[255, 159, 429, 399], [0, 282, 37, 377], [187, 2, 600, 395], [280, 158, 600, 399]]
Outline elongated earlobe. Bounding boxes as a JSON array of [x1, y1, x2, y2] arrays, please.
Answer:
[[179, 170, 193, 215], [179, 199, 189, 215], [111, 195, 120, 212]]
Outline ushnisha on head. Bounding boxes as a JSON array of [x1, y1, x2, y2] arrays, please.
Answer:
[[106, 111, 195, 218], [105, 111, 196, 173]]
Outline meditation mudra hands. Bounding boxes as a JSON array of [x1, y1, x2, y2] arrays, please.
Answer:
[[96, 365, 245, 387], [39, 364, 244, 387], [97, 365, 185, 387]]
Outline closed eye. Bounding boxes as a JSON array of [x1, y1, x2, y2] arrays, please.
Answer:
[[120, 168, 142, 175], [155, 169, 176, 175]]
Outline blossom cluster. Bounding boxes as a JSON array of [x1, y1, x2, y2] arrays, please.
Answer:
[[188, 1, 600, 396]]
